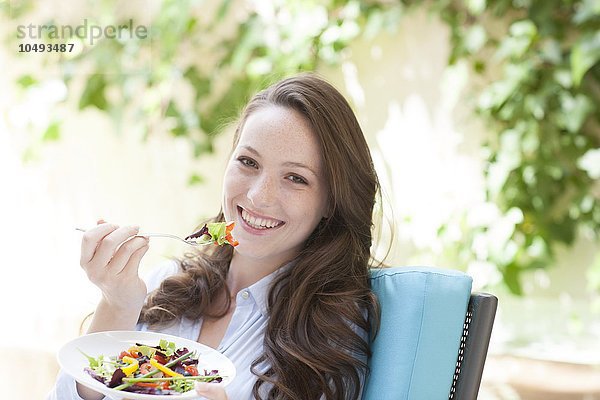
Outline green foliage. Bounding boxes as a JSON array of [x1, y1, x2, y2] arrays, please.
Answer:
[[430, 0, 600, 293], [4, 0, 599, 294]]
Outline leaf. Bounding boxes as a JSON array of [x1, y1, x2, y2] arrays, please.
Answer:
[[466, 0, 487, 16], [495, 20, 537, 60], [230, 20, 263, 72], [558, 93, 594, 133], [184, 66, 211, 101], [186, 17, 197, 33], [170, 122, 187, 137], [464, 24, 487, 54], [79, 74, 108, 110], [548, 218, 576, 245], [577, 148, 600, 180], [573, 0, 600, 25], [165, 101, 188, 137], [553, 69, 572, 88], [570, 32, 600, 87], [503, 262, 523, 295], [216, 0, 233, 22], [42, 121, 60, 141], [165, 101, 180, 118], [509, 19, 537, 38], [78, 348, 100, 368], [188, 173, 205, 186], [207, 222, 228, 245], [158, 339, 176, 356], [473, 59, 486, 73], [193, 140, 213, 157], [539, 39, 563, 65], [16, 74, 37, 88], [478, 65, 525, 111]]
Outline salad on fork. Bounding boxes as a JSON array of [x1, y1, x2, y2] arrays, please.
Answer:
[[76, 221, 239, 247]]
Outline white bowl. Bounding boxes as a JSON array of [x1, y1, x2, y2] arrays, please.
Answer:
[[57, 330, 236, 399]]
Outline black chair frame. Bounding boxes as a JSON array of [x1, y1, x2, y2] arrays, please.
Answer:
[[448, 293, 498, 400]]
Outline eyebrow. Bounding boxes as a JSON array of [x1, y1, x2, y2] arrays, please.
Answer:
[[240, 145, 318, 177]]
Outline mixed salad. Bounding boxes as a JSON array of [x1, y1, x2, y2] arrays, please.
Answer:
[[185, 222, 239, 247], [81, 339, 223, 395]]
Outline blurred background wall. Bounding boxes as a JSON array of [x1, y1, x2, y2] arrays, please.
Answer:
[[1, 0, 599, 399]]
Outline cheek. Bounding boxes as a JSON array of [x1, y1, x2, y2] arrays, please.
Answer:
[[290, 191, 328, 226], [222, 166, 243, 211], [223, 163, 245, 192]]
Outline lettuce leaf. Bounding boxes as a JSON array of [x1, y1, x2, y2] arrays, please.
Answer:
[[207, 222, 227, 246]]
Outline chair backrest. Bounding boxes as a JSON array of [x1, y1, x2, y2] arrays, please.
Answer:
[[363, 266, 496, 400], [449, 293, 498, 400]]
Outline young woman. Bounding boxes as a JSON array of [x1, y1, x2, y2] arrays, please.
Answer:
[[48, 73, 382, 400]]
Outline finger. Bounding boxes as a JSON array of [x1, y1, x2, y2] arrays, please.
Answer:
[[89, 225, 140, 269], [195, 382, 227, 400], [80, 223, 118, 265], [96, 218, 106, 225], [107, 237, 149, 276], [119, 242, 150, 278]]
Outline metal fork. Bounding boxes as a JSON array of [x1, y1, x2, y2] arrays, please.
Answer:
[[75, 227, 202, 246]]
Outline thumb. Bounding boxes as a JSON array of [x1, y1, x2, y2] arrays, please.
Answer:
[[195, 381, 227, 400]]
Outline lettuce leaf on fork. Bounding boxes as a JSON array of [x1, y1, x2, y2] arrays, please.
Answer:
[[184, 222, 238, 247]]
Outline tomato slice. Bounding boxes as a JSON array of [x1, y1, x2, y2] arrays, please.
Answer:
[[153, 353, 168, 364], [132, 381, 170, 389], [139, 362, 152, 375], [133, 382, 159, 388], [184, 365, 199, 376]]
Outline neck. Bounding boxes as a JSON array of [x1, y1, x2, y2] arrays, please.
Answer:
[[226, 252, 292, 295]]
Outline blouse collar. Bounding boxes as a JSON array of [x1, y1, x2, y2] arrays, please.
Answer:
[[244, 260, 295, 317]]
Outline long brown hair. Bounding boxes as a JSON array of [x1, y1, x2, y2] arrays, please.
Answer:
[[140, 73, 381, 399]]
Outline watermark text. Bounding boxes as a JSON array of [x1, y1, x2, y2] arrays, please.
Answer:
[[17, 19, 148, 46]]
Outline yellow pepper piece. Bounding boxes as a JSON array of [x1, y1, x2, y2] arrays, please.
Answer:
[[150, 358, 183, 377], [121, 356, 139, 376]]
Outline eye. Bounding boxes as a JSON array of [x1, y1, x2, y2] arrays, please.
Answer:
[[287, 174, 307, 185], [238, 156, 258, 168]]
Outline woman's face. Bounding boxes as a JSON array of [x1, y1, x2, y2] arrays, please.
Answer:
[[222, 105, 329, 266]]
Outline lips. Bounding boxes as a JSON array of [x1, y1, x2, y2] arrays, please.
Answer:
[[238, 206, 284, 230]]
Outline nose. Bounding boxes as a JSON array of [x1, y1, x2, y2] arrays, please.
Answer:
[[247, 173, 277, 209]]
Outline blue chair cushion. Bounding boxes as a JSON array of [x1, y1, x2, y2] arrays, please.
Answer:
[[363, 267, 472, 400]]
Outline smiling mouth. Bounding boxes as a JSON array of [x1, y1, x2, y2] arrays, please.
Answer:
[[238, 206, 284, 230]]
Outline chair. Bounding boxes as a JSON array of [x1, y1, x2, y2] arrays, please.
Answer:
[[363, 267, 498, 400]]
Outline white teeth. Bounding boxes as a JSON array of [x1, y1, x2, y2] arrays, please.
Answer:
[[241, 208, 281, 229]]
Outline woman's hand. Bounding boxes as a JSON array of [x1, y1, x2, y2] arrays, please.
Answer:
[[80, 220, 150, 317], [76, 220, 150, 398], [195, 382, 229, 400]]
